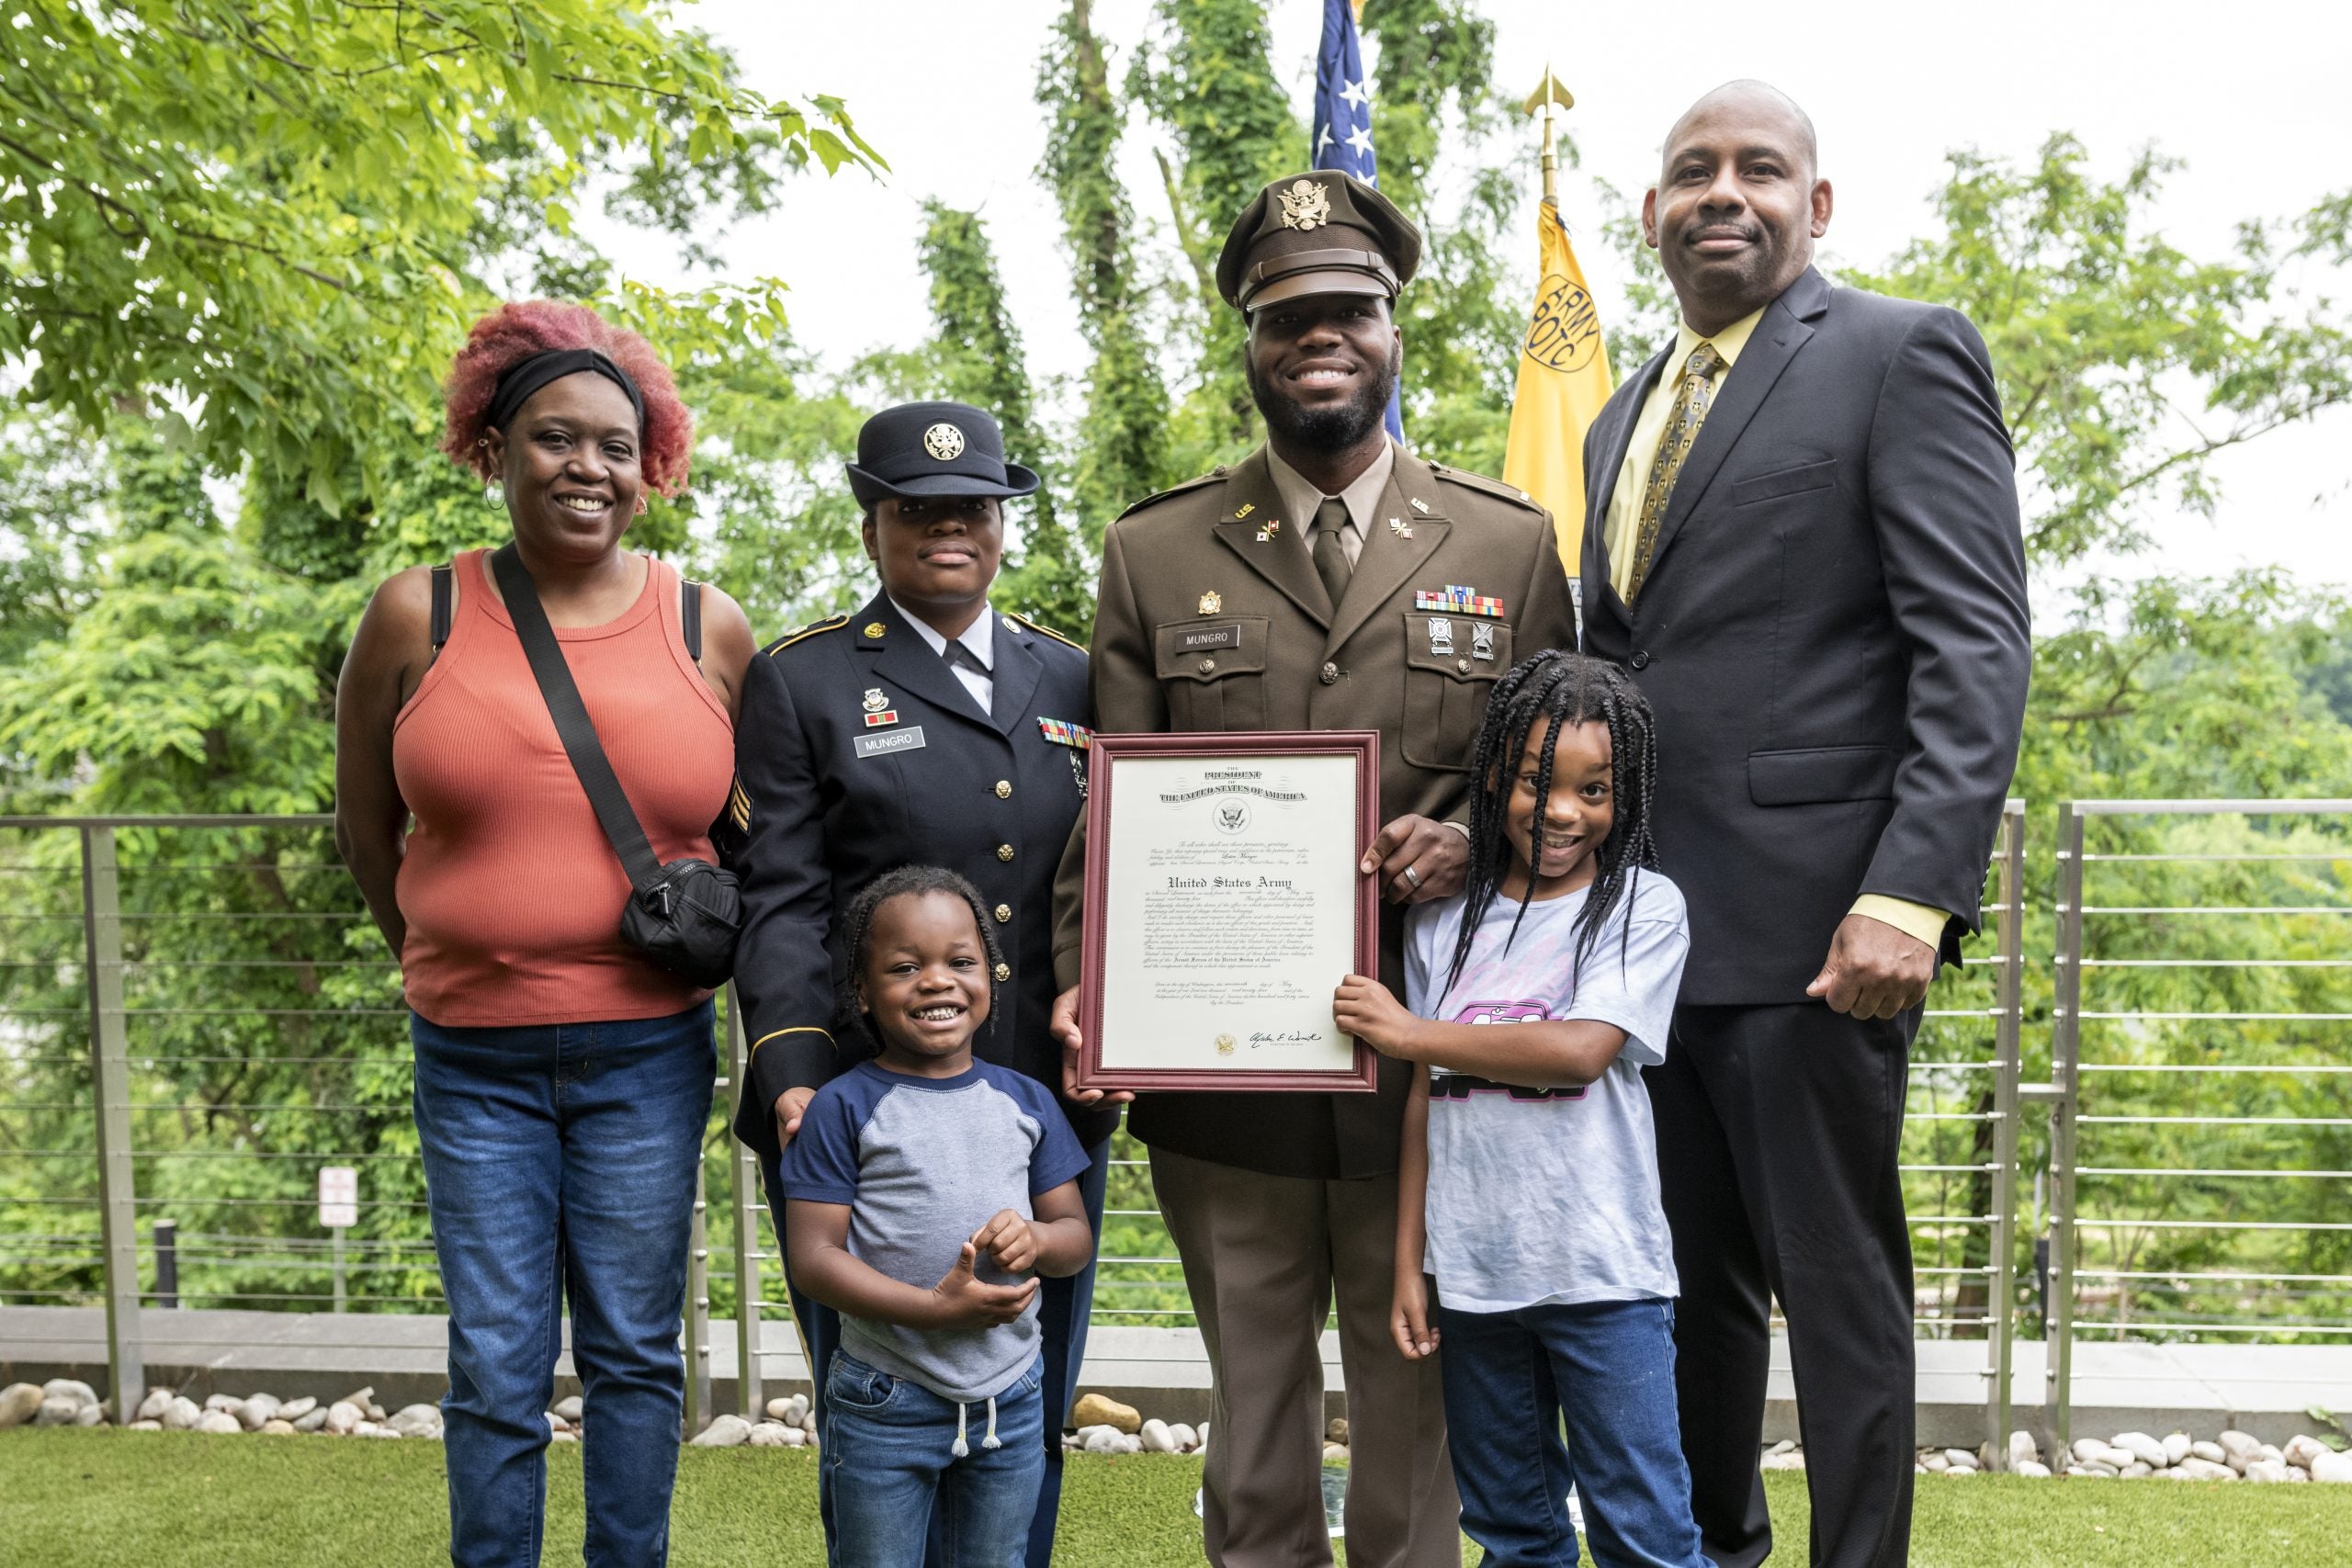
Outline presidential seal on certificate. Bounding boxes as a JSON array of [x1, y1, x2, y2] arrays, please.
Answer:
[[1074, 730, 1380, 1093]]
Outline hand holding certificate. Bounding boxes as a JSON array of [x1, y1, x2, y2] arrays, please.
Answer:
[[1072, 731, 1381, 1093]]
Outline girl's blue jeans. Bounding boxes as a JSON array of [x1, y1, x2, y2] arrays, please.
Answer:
[[412, 1001, 716, 1568], [825, 1349, 1047, 1568], [1436, 1293, 1708, 1568]]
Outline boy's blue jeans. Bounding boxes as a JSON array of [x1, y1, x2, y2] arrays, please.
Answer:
[[1436, 1293, 1707, 1568], [825, 1350, 1047, 1568], [412, 1001, 716, 1568]]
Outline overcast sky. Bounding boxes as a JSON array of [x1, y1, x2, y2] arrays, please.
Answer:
[[623, 0, 2352, 592]]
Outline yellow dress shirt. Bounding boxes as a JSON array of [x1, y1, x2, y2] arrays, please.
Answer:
[[1605, 311, 1951, 957]]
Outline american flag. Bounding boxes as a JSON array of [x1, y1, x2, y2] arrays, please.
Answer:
[[1312, 0, 1404, 442]]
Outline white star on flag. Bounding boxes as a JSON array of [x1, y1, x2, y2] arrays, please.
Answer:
[[1316, 123, 1334, 157], [1340, 77, 1371, 110], [1345, 124, 1374, 156]]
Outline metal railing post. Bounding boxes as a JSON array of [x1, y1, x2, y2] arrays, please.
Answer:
[[2045, 804, 2087, 1454], [685, 1161, 711, 1434], [726, 986, 763, 1418], [1983, 801, 2025, 1467], [79, 825, 144, 1423]]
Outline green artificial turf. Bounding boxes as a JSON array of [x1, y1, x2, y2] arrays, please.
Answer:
[[6, 1430, 2352, 1566]]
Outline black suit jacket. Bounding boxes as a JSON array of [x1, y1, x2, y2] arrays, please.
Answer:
[[723, 591, 1116, 1156], [1578, 267, 2030, 1004]]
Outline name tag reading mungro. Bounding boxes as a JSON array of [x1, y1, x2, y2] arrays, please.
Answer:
[[854, 726, 927, 759], [1177, 624, 1240, 652]]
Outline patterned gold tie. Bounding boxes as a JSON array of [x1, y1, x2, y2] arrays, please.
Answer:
[[1624, 341, 1724, 604]]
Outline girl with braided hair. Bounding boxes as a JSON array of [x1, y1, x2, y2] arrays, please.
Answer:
[[1333, 649, 1705, 1568]]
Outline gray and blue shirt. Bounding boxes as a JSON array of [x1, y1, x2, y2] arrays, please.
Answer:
[[780, 1058, 1091, 1402]]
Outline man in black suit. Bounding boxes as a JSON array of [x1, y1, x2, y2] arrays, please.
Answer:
[[1577, 83, 2030, 1567]]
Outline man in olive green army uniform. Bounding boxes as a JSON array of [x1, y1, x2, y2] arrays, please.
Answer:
[[1050, 171, 1577, 1567]]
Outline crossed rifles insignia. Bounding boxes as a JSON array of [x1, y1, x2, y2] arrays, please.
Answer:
[[1277, 178, 1331, 231]]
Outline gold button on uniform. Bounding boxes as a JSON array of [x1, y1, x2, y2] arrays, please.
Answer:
[[1198, 658, 1216, 673], [993, 904, 1012, 923], [993, 780, 1012, 799], [993, 962, 1011, 982], [1319, 662, 1340, 685], [1457, 658, 1472, 674], [997, 844, 1014, 862]]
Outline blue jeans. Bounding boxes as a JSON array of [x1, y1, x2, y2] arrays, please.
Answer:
[[764, 1136, 1110, 1568], [826, 1350, 1047, 1568], [413, 1002, 717, 1568], [1436, 1293, 1707, 1568]]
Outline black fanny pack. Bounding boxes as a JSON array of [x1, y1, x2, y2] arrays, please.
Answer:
[[490, 542, 740, 988]]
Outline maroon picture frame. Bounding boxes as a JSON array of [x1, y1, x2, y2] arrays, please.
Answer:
[[1074, 729, 1382, 1094]]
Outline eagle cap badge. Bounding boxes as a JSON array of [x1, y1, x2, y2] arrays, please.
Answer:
[[1277, 178, 1331, 231], [922, 423, 966, 460]]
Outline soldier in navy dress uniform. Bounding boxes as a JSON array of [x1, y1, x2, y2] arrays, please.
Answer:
[[723, 401, 1115, 1568]]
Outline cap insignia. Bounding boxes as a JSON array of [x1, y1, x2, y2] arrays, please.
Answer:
[[1277, 178, 1332, 231], [922, 423, 966, 460]]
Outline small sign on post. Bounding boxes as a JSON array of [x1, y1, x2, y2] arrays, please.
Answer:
[[319, 1166, 357, 1314], [317, 1166, 358, 1228]]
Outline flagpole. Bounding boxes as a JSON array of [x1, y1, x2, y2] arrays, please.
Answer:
[[1521, 70, 1574, 207]]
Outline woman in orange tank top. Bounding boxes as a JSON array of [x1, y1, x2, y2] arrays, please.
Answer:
[[334, 301, 756, 1568]]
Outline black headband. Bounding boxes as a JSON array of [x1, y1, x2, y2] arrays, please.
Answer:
[[483, 347, 646, 434]]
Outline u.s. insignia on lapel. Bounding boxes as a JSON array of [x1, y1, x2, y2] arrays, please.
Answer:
[[861, 688, 899, 728], [1408, 496, 1431, 514], [1235, 502, 1255, 519]]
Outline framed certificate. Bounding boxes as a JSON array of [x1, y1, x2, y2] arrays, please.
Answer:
[[1075, 730, 1381, 1093]]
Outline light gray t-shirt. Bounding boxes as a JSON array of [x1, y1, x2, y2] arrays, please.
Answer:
[[779, 1060, 1091, 1402], [1404, 873, 1690, 1314]]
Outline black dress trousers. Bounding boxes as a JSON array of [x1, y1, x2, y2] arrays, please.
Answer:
[[1645, 1001, 1920, 1568]]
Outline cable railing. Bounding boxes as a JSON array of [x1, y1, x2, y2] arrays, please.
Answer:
[[7, 802, 2344, 1454], [2043, 798, 2352, 1452]]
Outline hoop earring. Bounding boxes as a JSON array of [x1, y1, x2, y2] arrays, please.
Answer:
[[483, 479, 505, 512]]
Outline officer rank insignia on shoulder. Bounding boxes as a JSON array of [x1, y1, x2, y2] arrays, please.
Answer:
[[770, 613, 848, 653], [1003, 610, 1083, 652]]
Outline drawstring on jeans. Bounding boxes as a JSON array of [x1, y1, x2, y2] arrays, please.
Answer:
[[950, 1395, 1003, 1459]]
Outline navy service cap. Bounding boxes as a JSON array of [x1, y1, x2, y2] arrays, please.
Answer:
[[846, 400, 1042, 507], [1216, 170, 1422, 312]]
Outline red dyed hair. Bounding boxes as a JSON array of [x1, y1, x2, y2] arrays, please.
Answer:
[[441, 301, 694, 495]]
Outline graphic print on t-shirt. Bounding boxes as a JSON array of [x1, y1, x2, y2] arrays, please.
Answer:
[[1426, 999, 1589, 1102]]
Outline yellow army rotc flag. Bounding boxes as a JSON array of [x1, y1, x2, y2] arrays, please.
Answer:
[[1502, 75, 1613, 574]]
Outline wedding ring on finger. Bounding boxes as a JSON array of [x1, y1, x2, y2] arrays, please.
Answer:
[[1402, 864, 1423, 892]]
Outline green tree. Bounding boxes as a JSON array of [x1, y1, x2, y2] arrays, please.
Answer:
[[1035, 0, 1174, 615], [1128, 0, 1305, 455], [1, 0, 878, 514]]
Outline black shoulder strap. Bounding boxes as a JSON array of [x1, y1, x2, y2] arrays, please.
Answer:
[[428, 564, 453, 663], [489, 542, 662, 893], [681, 576, 703, 663]]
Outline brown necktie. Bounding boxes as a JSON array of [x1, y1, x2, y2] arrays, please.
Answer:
[[1624, 341, 1724, 604], [1310, 496, 1352, 613]]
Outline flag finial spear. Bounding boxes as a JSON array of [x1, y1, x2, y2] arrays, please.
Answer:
[[1521, 70, 1574, 205]]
